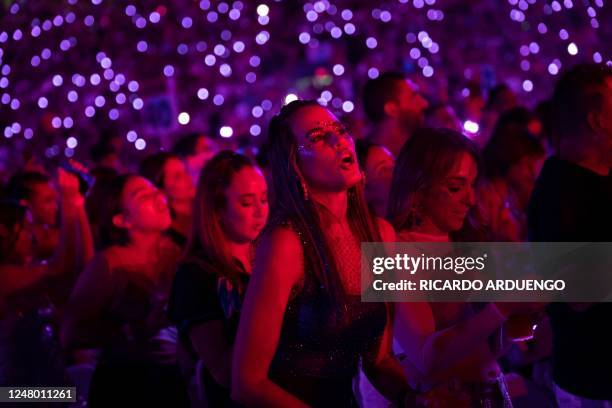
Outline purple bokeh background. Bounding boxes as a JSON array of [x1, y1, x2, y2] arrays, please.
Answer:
[[0, 0, 609, 172]]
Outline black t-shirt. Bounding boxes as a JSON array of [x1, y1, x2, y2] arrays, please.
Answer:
[[528, 156, 612, 400], [168, 259, 248, 407], [166, 228, 187, 249]]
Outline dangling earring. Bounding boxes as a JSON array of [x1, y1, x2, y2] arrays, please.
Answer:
[[360, 170, 367, 185], [290, 151, 309, 201], [300, 178, 310, 201]]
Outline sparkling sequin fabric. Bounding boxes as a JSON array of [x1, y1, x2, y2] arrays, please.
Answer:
[[324, 220, 362, 295], [268, 220, 387, 407]]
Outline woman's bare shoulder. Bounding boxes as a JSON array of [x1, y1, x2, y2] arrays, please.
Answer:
[[375, 217, 397, 242]]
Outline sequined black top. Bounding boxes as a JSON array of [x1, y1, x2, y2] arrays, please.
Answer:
[[268, 223, 388, 407]]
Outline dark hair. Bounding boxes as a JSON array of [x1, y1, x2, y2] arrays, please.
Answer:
[[483, 124, 545, 179], [172, 132, 206, 157], [89, 166, 119, 186], [254, 140, 270, 169], [354, 138, 378, 171], [494, 107, 537, 132], [266, 100, 381, 299], [6, 172, 50, 202], [0, 200, 28, 264], [363, 72, 406, 123], [387, 128, 480, 231], [86, 174, 135, 249], [186, 151, 255, 284], [90, 138, 118, 163], [552, 63, 612, 141], [486, 84, 514, 110], [139, 152, 179, 189]]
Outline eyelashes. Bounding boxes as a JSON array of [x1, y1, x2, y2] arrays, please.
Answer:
[[446, 183, 476, 194], [308, 128, 351, 145]]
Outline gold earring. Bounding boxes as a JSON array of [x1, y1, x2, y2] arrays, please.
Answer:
[[300, 178, 309, 201]]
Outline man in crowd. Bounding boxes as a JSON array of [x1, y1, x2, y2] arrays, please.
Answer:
[[362, 72, 429, 157], [528, 63, 612, 406], [7, 171, 59, 261]]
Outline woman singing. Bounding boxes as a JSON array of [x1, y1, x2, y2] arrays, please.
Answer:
[[232, 100, 411, 407]]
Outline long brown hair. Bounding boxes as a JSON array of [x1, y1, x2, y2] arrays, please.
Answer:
[[185, 150, 255, 284], [86, 173, 135, 249], [139, 152, 180, 189], [266, 100, 381, 299], [387, 127, 480, 233]]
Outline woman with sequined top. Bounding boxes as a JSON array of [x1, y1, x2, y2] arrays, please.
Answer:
[[168, 151, 269, 407], [387, 128, 541, 407], [232, 100, 413, 407]]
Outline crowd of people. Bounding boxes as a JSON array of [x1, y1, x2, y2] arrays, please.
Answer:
[[0, 62, 611, 407]]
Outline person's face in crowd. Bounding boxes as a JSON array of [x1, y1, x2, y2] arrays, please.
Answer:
[[162, 157, 196, 203], [527, 118, 543, 137], [220, 166, 269, 243], [13, 221, 34, 262], [186, 136, 219, 184], [194, 135, 217, 155], [1, 215, 34, 263], [507, 154, 545, 210], [99, 153, 123, 172], [108, 136, 123, 154], [364, 146, 395, 216], [494, 89, 517, 113], [465, 95, 485, 121], [27, 181, 58, 227], [393, 79, 429, 132], [291, 105, 362, 192], [114, 176, 172, 234], [23, 156, 47, 175], [419, 152, 478, 233]]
